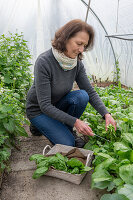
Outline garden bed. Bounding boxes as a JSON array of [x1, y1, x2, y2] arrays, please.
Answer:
[[81, 84, 133, 199], [0, 32, 32, 190]]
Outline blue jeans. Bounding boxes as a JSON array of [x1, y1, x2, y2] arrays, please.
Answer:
[[30, 90, 89, 146]]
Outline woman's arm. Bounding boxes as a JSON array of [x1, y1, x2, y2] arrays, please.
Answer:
[[76, 61, 109, 117], [75, 61, 116, 132]]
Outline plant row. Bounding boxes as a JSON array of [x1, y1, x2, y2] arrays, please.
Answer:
[[81, 84, 133, 200], [0, 32, 32, 174]]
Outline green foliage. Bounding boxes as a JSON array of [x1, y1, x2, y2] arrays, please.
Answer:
[[29, 154, 48, 164], [91, 169, 113, 189], [106, 125, 116, 142], [119, 164, 133, 184], [0, 88, 28, 137], [100, 193, 128, 200], [118, 184, 133, 200], [114, 59, 121, 83], [32, 166, 49, 179], [0, 134, 10, 173], [81, 85, 133, 199], [67, 158, 84, 168], [0, 32, 32, 172], [29, 153, 92, 179], [0, 32, 32, 100], [0, 88, 29, 172], [68, 167, 79, 174]]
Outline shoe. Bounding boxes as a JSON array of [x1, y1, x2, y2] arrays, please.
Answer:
[[30, 123, 42, 136], [73, 131, 86, 148], [75, 137, 86, 148]]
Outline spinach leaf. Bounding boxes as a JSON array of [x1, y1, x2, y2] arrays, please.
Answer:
[[95, 157, 116, 171], [122, 133, 133, 147], [32, 166, 49, 179], [67, 158, 84, 169], [48, 156, 60, 165], [100, 193, 129, 200], [53, 160, 67, 171], [91, 169, 112, 189], [55, 153, 65, 161], [80, 166, 92, 174], [48, 155, 67, 171], [113, 178, 124, 187], [29, 154, 48, 164], [113, 142, 131, 152], [119, 164, 133, 184], [37, 160, 49, 168], [68, 167, 80, 174], [118, 184, 133, 200], [118, 159, 130, 168]]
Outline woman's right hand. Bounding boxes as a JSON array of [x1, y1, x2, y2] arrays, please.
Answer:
[[74, 119, 94, 136]]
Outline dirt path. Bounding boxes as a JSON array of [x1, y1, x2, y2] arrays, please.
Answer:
[[0, 125, 105, 200]]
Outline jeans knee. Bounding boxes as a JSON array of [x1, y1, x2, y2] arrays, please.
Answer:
[[74, 90, 89, 106], [80, 90, 89, 102], [63, 138, 75, 147]]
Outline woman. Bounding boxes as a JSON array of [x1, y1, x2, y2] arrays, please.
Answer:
[[26, 19, 116, 147]]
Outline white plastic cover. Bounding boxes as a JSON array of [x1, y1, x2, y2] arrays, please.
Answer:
[[0, 0, 132, 87]]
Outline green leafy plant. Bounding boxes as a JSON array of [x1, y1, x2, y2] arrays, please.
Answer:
[[106, 125, 117, 142], [0, 32, 32, 172], [0, 88, 28, 137], [113, 59, 120, 84], [0, 87, 29, 173], [81, 85, 133, 199], [0, 135, 10, 173], [0, 32, 32, 102], [100, 193, 128, 200], [118, 184, 133, 200]]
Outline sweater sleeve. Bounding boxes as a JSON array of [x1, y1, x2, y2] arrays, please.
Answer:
[[75, 61, 109, 117], [34, 57, 77, 127]]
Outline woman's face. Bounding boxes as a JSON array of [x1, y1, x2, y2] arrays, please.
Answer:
[[64, 31, 89, 59]]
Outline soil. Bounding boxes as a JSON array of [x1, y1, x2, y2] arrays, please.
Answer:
[[0, 125, 106, 200], [73, 81, 129, 90]]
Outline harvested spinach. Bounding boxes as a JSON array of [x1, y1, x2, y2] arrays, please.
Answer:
[[29, 153, 91, 179]]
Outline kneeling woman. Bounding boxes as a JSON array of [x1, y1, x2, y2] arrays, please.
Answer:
[[26, 19, 116, 147]]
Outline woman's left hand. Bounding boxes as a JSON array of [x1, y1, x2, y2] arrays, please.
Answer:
[[104, 113, 117, 131]]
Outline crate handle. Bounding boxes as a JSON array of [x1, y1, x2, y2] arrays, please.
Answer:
[[85, 153, 91, 167], [43, 145, 52, 155]]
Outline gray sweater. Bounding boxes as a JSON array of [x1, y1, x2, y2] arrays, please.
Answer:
[[26, 49, 108, 127]]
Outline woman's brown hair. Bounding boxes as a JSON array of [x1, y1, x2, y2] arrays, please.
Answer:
[[52, 19, 95, 59]]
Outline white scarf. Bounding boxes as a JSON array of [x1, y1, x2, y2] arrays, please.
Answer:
[[52, 47, 77, 71]]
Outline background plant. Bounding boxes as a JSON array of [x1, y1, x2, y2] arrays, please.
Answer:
[[0, 32, 33, 173], [113, 59, 120, 84], [0, 134, 10, 173], [0, 32, 32, 103], [0, 87, 29, 172]]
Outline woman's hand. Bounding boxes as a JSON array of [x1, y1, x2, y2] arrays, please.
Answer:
[[74, 119, 94, 136], [105, 113, 117, 131]]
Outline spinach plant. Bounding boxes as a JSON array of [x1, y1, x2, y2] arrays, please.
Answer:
[[82, 85, 133, 200]]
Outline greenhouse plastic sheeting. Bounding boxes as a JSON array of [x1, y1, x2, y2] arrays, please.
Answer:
[[0, 0, 133, 87]]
